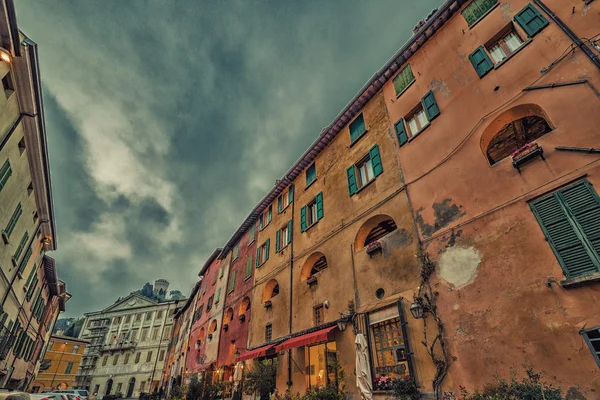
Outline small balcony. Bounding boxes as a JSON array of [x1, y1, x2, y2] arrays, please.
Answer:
[[100, 341, 138, 353]]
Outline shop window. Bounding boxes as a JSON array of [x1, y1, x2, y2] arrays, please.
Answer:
[[307, 342, 337, 388], [582, 326, 600, 367], [370, 317, 410, 384]]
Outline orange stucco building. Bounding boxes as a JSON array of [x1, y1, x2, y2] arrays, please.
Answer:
[[161, 0, 600, 398]]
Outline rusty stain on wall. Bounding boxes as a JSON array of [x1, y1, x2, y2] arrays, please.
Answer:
[[415, 198, 466, 237]]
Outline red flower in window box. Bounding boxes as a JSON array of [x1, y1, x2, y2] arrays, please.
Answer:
[[306, 275, 318, 286], [264, 300, 272, 308], [511, 142, 539, 159], [366, 241, 382, 255], [239, 314, 246, 322]]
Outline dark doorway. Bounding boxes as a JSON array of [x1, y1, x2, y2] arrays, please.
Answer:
[[105, 379, 113, 396], [127, 377, 136, 398]]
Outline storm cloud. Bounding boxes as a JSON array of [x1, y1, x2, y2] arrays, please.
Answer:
[[15, 0, 442, 316]]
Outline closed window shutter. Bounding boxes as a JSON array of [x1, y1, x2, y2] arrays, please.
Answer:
[[421, 91, 440, 121], [514, 4, 548, 37], [220, 265, 224, 278], [300, 206, 307, 232], [267, 206, 272, 223], [4, 203, 23, 238], [469, 46, 493, 78], [288, 186, 294, 203], [369, 145, 383, 177], [287, 220, 293, 243], [229, 271, 236, 293], [349, 114, 366, 142], [25, 265, 36, 287], [275, 229, 281, 252], [265, 239, 270, 261], [0, 159, 12, 191], [256, 248, 260, 266], [278, 196, 282, 213], [259, 216, 263, 230], [316, 192, 324, 220], [249, 225, 255, 242], [395, 119, 408, 147], [215, 288, 221, 303], [530, 180, 600, 278], [246, 257, 253, 278], [347, 166, 358, 196]]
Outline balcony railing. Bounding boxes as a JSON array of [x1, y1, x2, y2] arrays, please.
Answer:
[[100, 341, 137, 353]]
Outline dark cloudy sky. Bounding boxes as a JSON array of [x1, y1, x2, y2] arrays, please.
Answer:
[[15, 0, 441, 316]]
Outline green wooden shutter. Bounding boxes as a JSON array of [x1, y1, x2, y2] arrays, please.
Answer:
[[469, 46, 493, 78], [277, 196, 282, 213], [275, 229, 281, 252], [233, 244, 239, 260], [395, 119, 408, 147], [421, 91, 440, 121], [300, 206, 307, 232], [306, 164, 317, 186], [393, 65, 415, 96], [256, 247, 261, 266], [220, 264, 225, 278], [4, 203, 23, 238], [249, 225, 255, 242], [287, 220, 293, 244], [18, 247, 33, 275], [215, 288, 221, 303], [349, 114, 366, 142], [25, 265, 36, 288], [267, 206, 272, 223], [514, 3, 548, 37], [347, 166, 358, 196], [0, 159, 12, 191], [212, 271, 218, 284], [369, 145, 383, 177], [316, 192, 324, 220], [13, 231, 29, 263], [246, 256, 253, 278], [288, 186, 294, 203], [530, 181, 600, 278], [265, 238, 270, 261], [229, 271, 236, 293], [259, 216, 263, 230]]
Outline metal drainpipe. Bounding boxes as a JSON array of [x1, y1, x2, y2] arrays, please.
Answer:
[[533, 0, 600, 70], [287, 182, 295, 387]]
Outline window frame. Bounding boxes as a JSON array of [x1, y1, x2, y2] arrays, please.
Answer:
[[307, 199, 318, 227], [462, 0, 498, 27], [392, 64, 416, 98], [306, 342, 338, 389], [349, 113, 367, 144], [314, 304, 324, 326], [265, 323, 273, 342], [582, 326, 600, 367], [355, 155, 376, 190], [405, 103, 430, 138]]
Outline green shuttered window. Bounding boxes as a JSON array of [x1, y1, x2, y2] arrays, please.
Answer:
[[228, 271, 236, 293], [306, 163, 317, 186], [246, 256, 253, 278], [347, 145, 383, 196], [469, 46, 494, 78], [0, 159, 12, 192], [392, 65, 415, 97], [421, 91, 440, 121], [215, 288, 221, 303], [530, 180, 600, 278], [300, 206, 307, 232], [315, 192, 324, 221], [349, 114, 366, 143], [18, 247, 33, 275], [301, 194, 323, 231], [395, 119, 408, 147], [233, 244, 239, 260], [13, 231, 29, 264], [462, 0, 498, 26], [249, 225, 255, 243], [3, 203, 23, 239], [514, 4, 548, 38]]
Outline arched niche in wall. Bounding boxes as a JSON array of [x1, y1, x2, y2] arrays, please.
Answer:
[[238, 297, 251, 315], [262, 279, 280, 303], [480, 103, 553, 165], [208, 320, 217, 334], [223, 308, 233, 324], [299, 252, 328, 281], [354, 214, 398, 251]]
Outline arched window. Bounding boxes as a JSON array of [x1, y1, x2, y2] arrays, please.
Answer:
[[208, 320, 217, 334], [300, 253, 329, 281], [481, 103, 553, 165], [198, 328, 205, 341], [238, 297, 251, 315], [262, 280, 280, 303], [224, 308, 233, 324], [354, 215, 398, 251]]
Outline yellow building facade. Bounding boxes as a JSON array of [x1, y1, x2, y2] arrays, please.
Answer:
[[29, 335, 89, 392]]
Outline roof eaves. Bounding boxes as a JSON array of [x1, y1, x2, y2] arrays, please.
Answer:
[[218, 0, 465, 257], [198, 248, 223, 277]]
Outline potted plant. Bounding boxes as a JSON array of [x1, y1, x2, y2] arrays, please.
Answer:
[[238, 314, 246, 322], [366, 241, 383, 255], [306, 275, 318, 286], [511, 142, 544, 173], [264, 300, 272, 309], [207, 333, 213, 340]]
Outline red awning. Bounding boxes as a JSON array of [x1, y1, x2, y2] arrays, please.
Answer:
[[236, 344, 275, 362], [275, 326, 337, 352]]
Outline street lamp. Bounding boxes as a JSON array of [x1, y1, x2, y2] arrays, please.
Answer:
[[409, 300, 425, 319]]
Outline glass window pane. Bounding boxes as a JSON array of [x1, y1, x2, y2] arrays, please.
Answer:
[[489, 44, 506, 63], [407, 118, 418, 135], [366, 161, 374, 183], [505, 32, 523, 52], [417, 110, 428, 129]]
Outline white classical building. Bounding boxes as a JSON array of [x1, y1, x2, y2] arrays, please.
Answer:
[[75, 286, 184, 398]]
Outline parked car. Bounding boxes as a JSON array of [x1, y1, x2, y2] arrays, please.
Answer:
[[29, 393, 69, 400], [0, 390, 32, 400]]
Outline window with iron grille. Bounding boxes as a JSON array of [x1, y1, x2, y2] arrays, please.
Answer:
[[370, 317, 410, 380], [265, 324, 272, 342], [314, 305, 324, 326]]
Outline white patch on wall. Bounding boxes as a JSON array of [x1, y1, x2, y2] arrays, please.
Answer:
[[438, 246, 481, 288]]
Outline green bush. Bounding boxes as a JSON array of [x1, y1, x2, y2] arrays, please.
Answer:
[[390, 376, 420, 400], [186, 376, 205, 400]]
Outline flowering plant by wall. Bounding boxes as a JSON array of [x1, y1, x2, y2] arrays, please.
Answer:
[[373, 375, 393, 391]]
